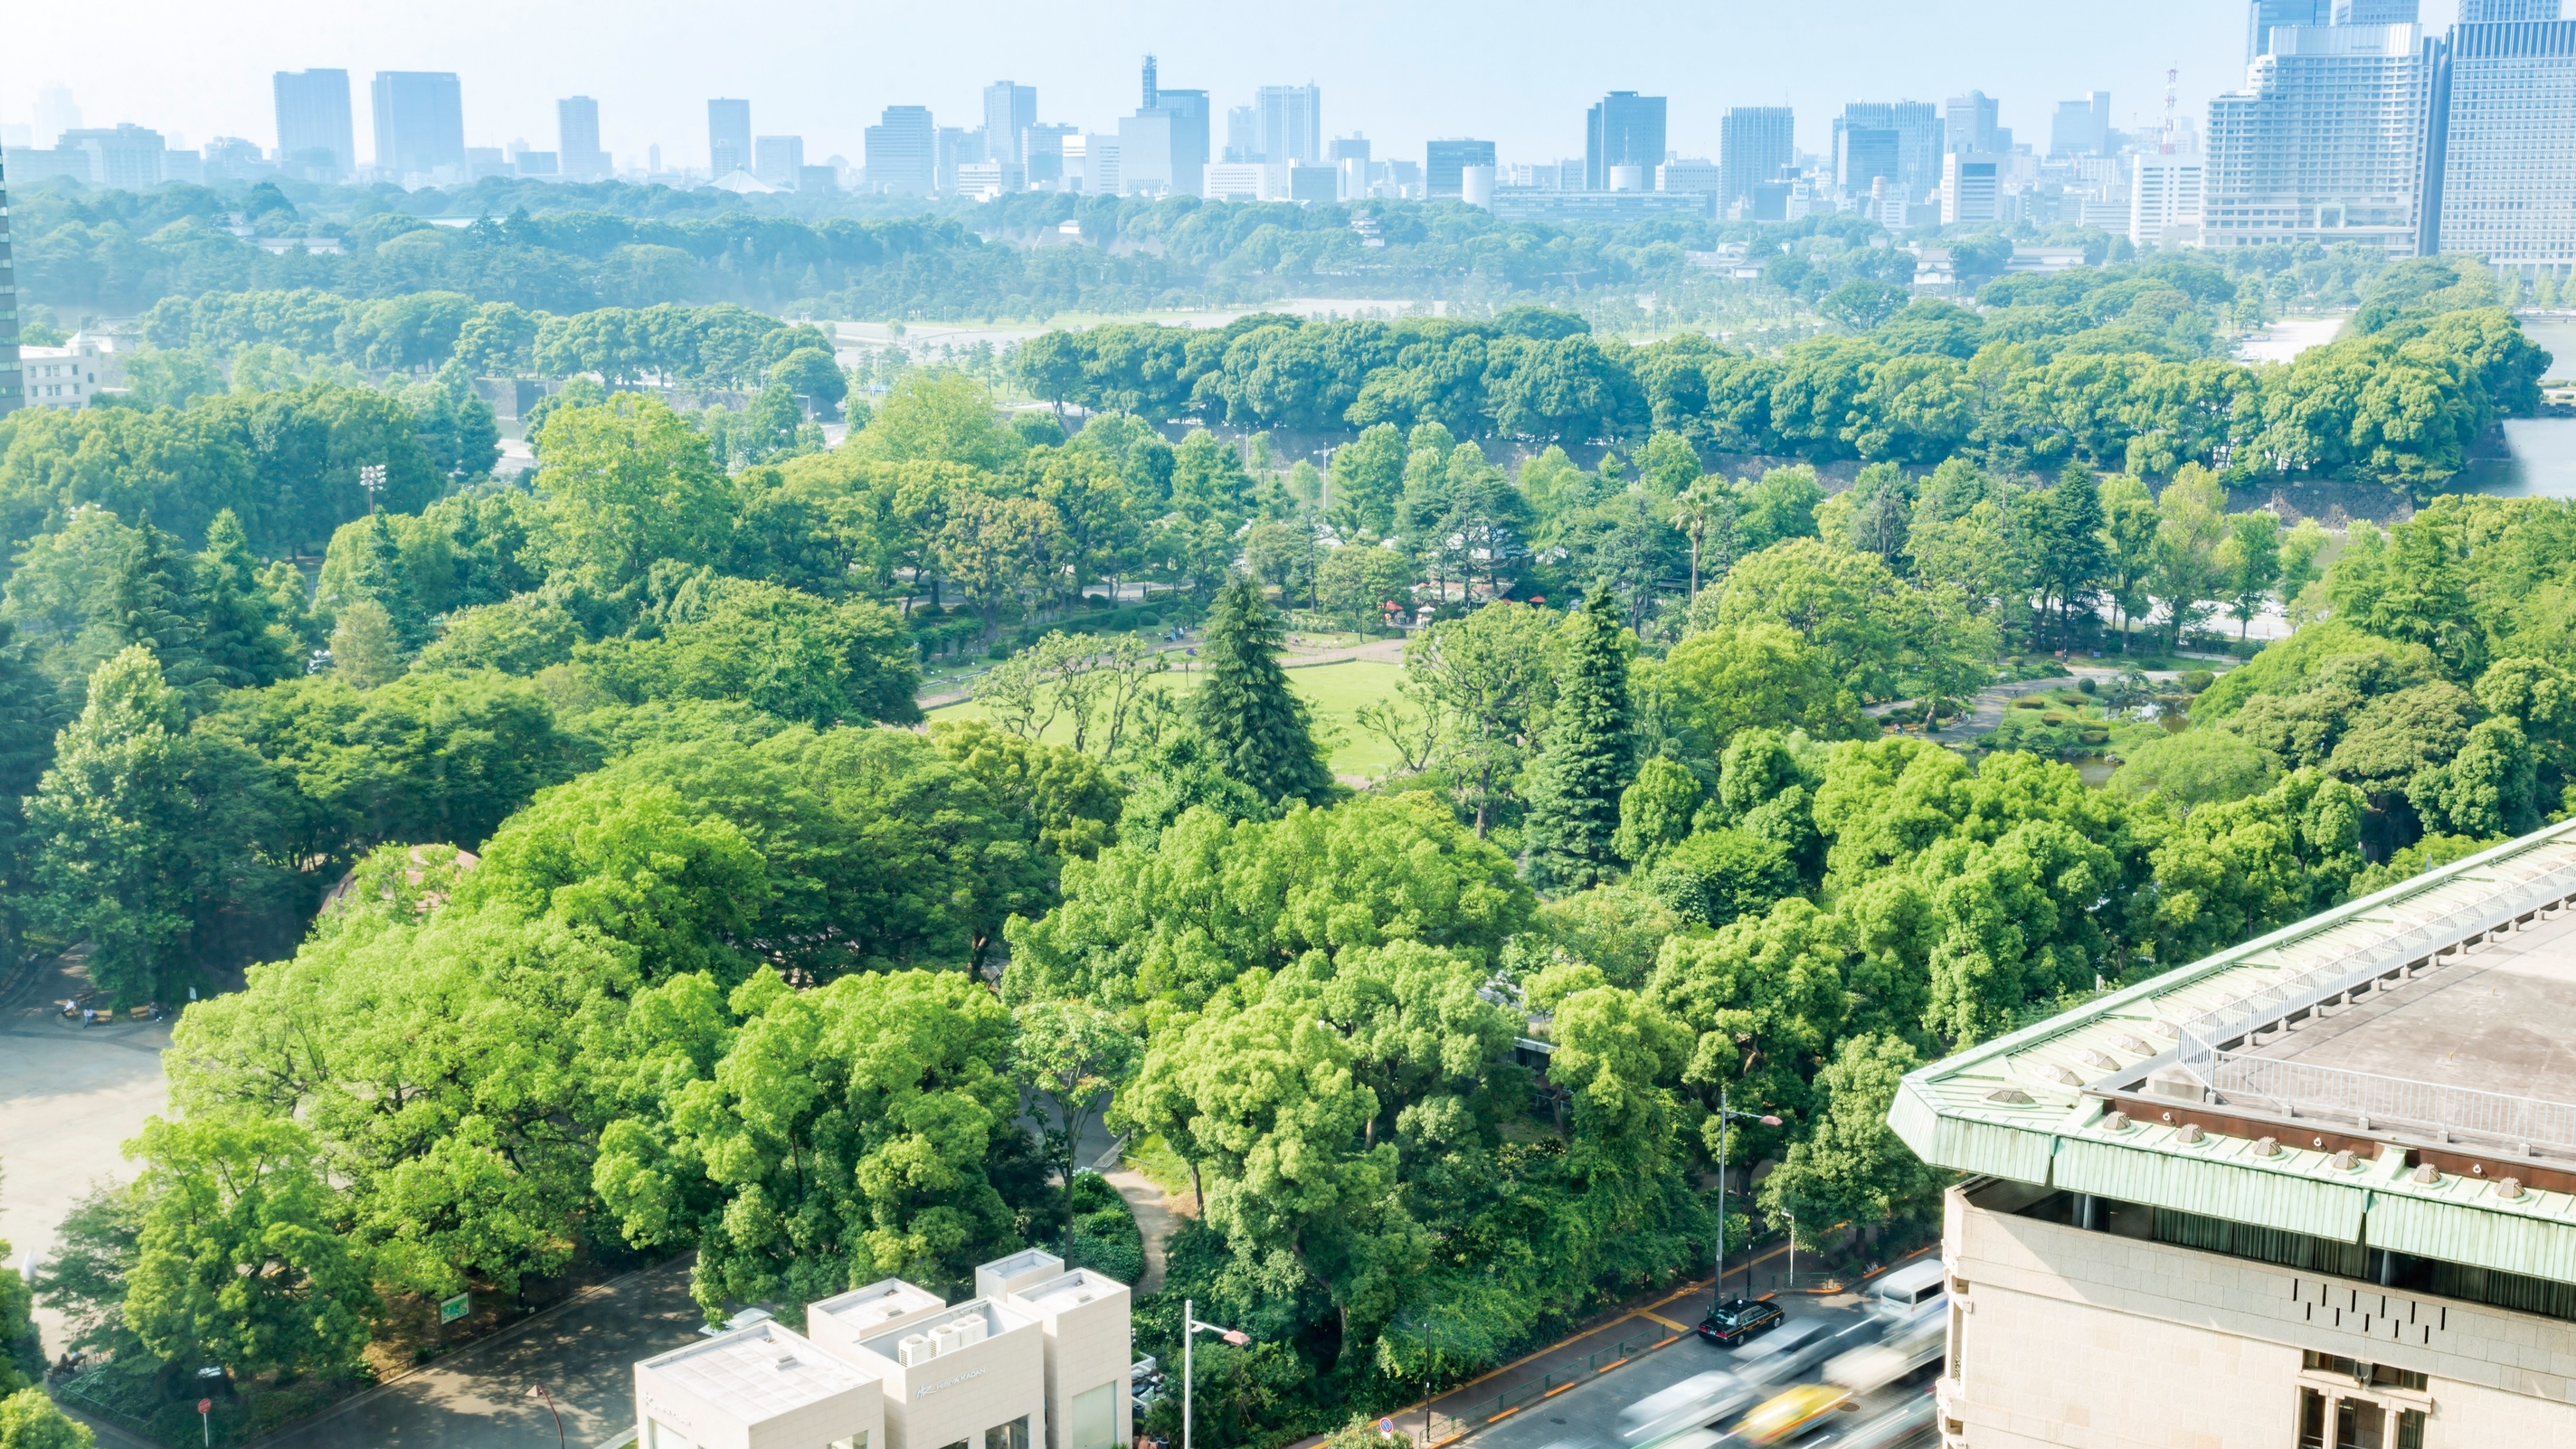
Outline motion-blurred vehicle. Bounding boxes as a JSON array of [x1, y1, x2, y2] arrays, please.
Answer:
[[1696, 1296, 1785, 1347], [1737, 1384, 1855, 1445], [1616, 1368, 1759, 1448], [1825, 1309, 1944, 1393], [1822, 1389, 1937, 1449], [1736, 1314, 1884, 1387]]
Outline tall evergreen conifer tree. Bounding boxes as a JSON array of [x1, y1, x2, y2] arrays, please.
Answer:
[[194, 511, 301, 691], [106, 523, 216, 703], [1192, 575, 1334, 807], [1523, 589, 1635, 894]]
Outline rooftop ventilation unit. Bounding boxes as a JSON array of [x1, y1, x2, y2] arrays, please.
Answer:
[[898, 1333, 933, 1367]]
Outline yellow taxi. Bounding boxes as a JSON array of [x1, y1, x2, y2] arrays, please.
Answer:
[[1735, 1383, 1854, 1444]]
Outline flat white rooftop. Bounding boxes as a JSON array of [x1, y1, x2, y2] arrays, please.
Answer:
[[812, 1278, 945, 1331], [640, 1322, 876, 1422], [1015, 1269, 1126, 1314]]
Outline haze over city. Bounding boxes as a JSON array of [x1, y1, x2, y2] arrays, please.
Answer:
[[2, 0, 2472, 172]]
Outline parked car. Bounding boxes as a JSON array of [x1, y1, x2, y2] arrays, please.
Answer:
[[1696, 1296, 1785, 1347]]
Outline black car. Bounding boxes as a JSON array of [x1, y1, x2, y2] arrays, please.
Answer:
[[1696, 1296, 1785, 1347]]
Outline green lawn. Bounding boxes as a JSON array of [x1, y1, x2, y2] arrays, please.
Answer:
[[924, 658, 1409, 779]]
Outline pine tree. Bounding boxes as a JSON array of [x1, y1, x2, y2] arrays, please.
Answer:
[[1192, 574, 1334, 807], [1522, 589, 1636, 895], [104, 523, 216, 703], [194, 511, 301, 691]]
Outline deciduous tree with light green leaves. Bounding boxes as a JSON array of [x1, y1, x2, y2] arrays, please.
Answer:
[[122, 1111, 375, 1380]]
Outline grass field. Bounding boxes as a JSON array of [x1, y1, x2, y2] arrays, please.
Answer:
[[924, 658, 1409, 779]]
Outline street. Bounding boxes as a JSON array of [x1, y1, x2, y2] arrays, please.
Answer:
[[1466, 1296, 1936, 1449]]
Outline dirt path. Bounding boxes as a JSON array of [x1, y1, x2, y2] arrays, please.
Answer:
[[1102, 1167, 1191, 1295]]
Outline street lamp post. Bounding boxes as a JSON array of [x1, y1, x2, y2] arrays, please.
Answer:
[[526, 1384, 564, 1449], [1181, 1298, 1248, 1449], [1713, 1082, 1782, 1298], [358, 462, 387, 515]]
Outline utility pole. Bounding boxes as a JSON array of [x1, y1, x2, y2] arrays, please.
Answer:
[[1713, 1082, 1781, 1297]]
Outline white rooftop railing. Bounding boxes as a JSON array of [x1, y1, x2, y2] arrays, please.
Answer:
[[2174, 859, 2576, 1080]]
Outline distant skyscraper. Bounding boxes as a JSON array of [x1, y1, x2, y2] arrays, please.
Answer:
[[1425, 137, 1496, 197], [2332, 0, 2420, 21], [1940, 151, 2001, 224], [1719, 106, 1795, 208], [707, 99, 751, 177], [865, 105, 935, 195], [1945, 90, 2002, 153], [1329, 134, 1371, 164], [1155, 88, 1209, 195], [984, 81, 1036, 166], [1833, 101, 1943, 198], [274, 69, 355, 181], [2131, 149, 2207, 247], [1255, 84, 1322, 166], [1226, 106, 1258, 162], [558, 97, 607, 180], [370, 71, 465, 177], [2419, 12, 2576, 264], [1586, 91, 1667, 191], [2458, 0, 2560, 17], [2049, 91, 2112, 155], [2247, 0, 2330, 60], [1119, 111, 1175, 194], [2203, 22, 2427, 250], [1837, 128, 1899, 193], [1025, 123, 1075, 187], [754, 137, 803, 188], [0, 155, 19, 416], [33, 86, 79, 148], [1141, 55, 1160, 110]]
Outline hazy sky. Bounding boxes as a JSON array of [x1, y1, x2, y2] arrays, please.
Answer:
[[5, 0, 2469, 171]]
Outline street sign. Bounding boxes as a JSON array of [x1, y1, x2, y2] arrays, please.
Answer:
[[440, 1292, 471, 1323], [198, 1399, 212, 1415]]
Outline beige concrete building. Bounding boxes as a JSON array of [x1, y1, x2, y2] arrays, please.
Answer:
[[1894, 821, 2576, 1449], [634, 1319, 880, 1449], [638, 1251, 1130, 1449]]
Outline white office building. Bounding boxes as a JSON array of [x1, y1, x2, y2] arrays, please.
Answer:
[[1941, 152, 2003, 225], [18, 333, 124, 409], [2203, 23, 2429, 251], [2420, 15, 2576, 272], [636, 1252, 1129, 1449], [2131, 149, 2207, 247]]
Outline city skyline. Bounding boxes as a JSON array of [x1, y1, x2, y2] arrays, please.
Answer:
[[0, 0, 2478, 180]]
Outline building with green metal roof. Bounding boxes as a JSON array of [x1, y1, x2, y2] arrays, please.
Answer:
[[1890, 819, 2576, 1449]]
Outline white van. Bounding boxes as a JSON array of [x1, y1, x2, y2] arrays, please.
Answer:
[[1868, 1261, 1947, 1321]]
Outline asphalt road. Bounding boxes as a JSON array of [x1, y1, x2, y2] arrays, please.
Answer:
[[1469, 1301, 1936, 1449]]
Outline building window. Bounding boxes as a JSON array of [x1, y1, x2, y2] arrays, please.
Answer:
[[2397, 1409, 2426, 1449], [2300, 1387, 2327, 1449], [986, 1417, 1031, 1449], [831, 1435, 869, 1449], [2336, 1397, 2387, 1449], [1072, 1382, 1121, 1449]]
